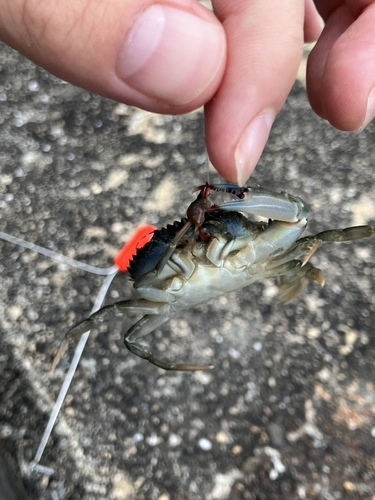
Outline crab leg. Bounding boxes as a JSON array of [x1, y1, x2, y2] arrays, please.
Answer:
[[68, 299, 170, 337], [314, 225, 375, 242], [268, 225, 375, 271], [277, 262, 325, 303], [125, 315, 214, 371], [154, 221, 193, 275], [266, 225, 375, 303], [218, 187, 309, 222], [266, 238, 322, 268], [51, 300, 170, 371]]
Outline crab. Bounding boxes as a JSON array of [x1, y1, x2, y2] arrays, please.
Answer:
[[55, 183, 375, 372]]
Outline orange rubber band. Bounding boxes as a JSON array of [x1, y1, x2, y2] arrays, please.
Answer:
[[114, 225, 157, 272]]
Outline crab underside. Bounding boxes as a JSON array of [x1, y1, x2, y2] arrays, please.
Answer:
[[53, 183, 375, 371]]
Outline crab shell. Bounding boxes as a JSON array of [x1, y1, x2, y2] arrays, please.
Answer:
[[62, 185, 374, 371]]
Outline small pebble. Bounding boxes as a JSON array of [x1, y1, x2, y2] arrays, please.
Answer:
[[198, 438, 212, 451]]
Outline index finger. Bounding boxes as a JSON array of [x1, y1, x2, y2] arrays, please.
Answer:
[[205, 0, 305, 185]]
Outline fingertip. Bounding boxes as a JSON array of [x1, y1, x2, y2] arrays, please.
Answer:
[[234, 111, 276, 186], [206, 0, 304, 183]]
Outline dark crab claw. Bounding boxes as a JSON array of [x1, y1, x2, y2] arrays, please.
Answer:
[[195, 183, 249, 199], [141, 185, 214, 282]]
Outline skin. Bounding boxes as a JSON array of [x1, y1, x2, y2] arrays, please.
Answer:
[[1, 0, 374, 185]]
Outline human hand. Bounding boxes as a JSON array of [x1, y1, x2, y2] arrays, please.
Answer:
[[307, 1, 375, 134], [1, 1, 373, 186]]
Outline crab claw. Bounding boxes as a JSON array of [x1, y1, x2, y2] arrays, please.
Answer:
[[218, 187, 309, 223]]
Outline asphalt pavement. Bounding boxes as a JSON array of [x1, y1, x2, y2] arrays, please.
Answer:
[[1, 42, 375, 500]]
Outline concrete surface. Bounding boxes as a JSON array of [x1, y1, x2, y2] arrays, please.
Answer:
[[1, 42, 375, 500]]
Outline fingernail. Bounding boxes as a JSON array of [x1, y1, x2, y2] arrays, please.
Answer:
[[235, 110, 276, 186], [118, 5, 225, 105], [356, 87, 375, 133]]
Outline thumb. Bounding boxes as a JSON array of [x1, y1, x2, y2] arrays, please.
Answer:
[[1, 0, 226, 114]]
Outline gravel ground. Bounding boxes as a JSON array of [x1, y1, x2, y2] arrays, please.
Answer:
[[1, 42, 375, 500]]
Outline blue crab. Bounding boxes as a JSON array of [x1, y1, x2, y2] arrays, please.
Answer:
[[55, 183, 374, 371]]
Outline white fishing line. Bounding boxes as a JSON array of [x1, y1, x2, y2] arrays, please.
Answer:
[[0, 229, 119, 474]]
